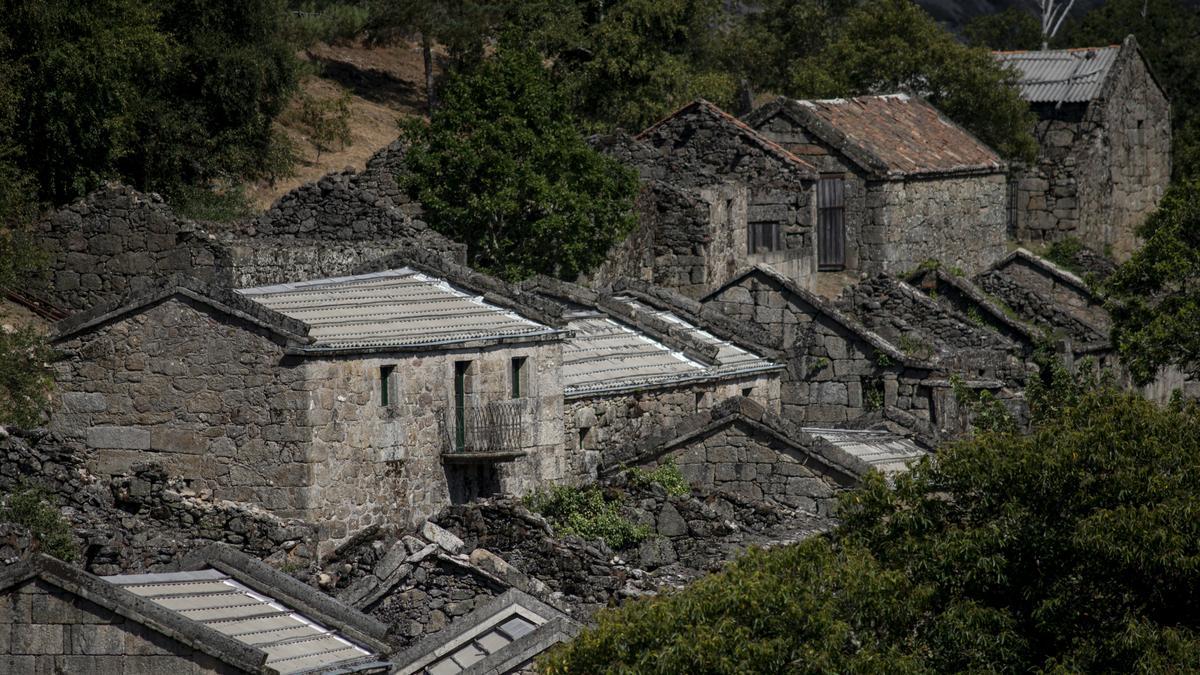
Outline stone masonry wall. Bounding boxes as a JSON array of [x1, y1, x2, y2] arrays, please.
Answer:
[[865, 173, 1008, 276], [565, 373, 781, 471], [598, 106, 816, 298], [31, 186, 228, 314], [50, 297, 315, 517], [841, 275, 1026, 381], [306, 341, 567, 548], [653, 421, 845, 516], [703, 272, 935, 424], [0, 578, 242, 674], [991, 255, 1109, 335]]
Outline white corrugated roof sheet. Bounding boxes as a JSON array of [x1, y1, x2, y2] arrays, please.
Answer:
[[562, 297, 779, 396], [994, 46, 1120, 103], [104, 569, 380, 674], [238, 269, 557, 350], [803, 427, 927, 475]]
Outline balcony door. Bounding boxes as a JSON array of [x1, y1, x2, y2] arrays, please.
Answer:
[[454, 361, 470, 451]]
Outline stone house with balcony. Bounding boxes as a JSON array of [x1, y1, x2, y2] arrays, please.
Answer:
[[590, 99, 818, 298], [995, 36, 1171, 260], [49, 254, 571, 552], [743, 94, 1009, 288]]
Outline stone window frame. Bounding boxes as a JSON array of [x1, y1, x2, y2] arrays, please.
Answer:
[[379, 364, 398, 409], [510, 356, 530, 399]]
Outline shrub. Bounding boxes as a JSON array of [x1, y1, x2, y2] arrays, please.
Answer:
[[525, 485, 649, 550], [1, 485, 76, 561], [626, 460, 690, 497]]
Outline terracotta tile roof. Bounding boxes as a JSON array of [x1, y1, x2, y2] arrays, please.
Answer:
[[745, 94, 1004, 179], [637, 99, 818, 177]]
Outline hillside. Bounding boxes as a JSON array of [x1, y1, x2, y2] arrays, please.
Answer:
[[244, 39, 440, 211], [916, 0, 1200, 31]]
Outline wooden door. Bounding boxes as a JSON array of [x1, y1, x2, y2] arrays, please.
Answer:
[[818, 176, 846, 270]]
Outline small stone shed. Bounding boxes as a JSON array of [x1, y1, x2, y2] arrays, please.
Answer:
[[626, 397, 927, 516], [592, 99, 818, 297], [0, 543, 391, 674], [522, 276, 785, 472], [996, 35, 1171, 260], [50, 254, 572, 552], [744, 94, 1008, 283]]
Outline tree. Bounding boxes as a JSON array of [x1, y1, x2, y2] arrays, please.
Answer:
[[1106, 181, 1200, 384], [1064, 0, 1200, 182], [1039, 0, 1077, 48], [963, 7, 1043, 51], [785, 0, 1038, 163], [543, 382, 1200, 672], [396, 46, 639, 281], [558, 0, 738, 132]]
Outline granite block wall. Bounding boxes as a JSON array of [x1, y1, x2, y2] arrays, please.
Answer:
[[565, 373, 781, 471], [306, 341, 567, 545], [0, 579, 241, 674], [50, 297, 313, 516], [652, 421, 845, 515]]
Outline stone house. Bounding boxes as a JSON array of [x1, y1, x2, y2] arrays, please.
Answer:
[[50, 256, 572, 551], [591, 99, 818, 298], [622, 397, 926, 516], [743, 94, 1008, 286], [0, 543, 391, 674], [521, 277, 785, 472], [996, 35, 1171, 260]]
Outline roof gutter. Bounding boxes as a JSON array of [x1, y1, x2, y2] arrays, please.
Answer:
[[563, 362, 785, 400]]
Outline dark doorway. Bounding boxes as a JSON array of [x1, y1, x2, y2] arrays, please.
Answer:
[[446, 464, 501, 504]]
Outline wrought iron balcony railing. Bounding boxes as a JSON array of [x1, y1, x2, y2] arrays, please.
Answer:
[[441, 399, 533, 456]]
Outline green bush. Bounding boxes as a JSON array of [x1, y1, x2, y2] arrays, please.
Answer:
[[524, 485, 649, 550], [293, 87, 353, 157], [626, 460, 690, 497], [0, 328, 55, 428], [1, 486, 76, 561]]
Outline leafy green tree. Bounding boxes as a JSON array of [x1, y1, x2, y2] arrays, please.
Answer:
[[0, 486, 76, 561], [559, 0, 737, 132], [963, 7, 1044, 51], [1064, 0, 1200, 181], [397, 46, 638, 281], [543, 382, 1200, 672], [730, 0, 865, 95], [1106, 181, 1200, 384], [785, 0, 1038, 162]]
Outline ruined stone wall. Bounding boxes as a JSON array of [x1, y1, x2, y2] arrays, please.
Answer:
[[564, 374, 781, 470], [975, 271, 1106, 345], [866, 173, 1007, 276], [841, 275, 1026, 381], [652, 422, 844, 515], [307, 342, 567, 548], [0, 579, 243, 674], [989, 255, 1109, 335], [30, 186, 228, 314], [224, 238, 424, 288], [703, 273, 936, 424], [50, 297, 315, 517], [1012, 46, 1170, 261], [588, 181, 715, 298], [599, 109, 816, 297]]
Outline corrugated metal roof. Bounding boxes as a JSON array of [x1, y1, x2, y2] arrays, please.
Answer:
[[104, 569, 381, 674], [421, 612, 540, 675], [803, 427, 927, 475], [238, 269, 557, 351], [994, 46, 1120, 103], [792, 94, 1004, 177], [563, 297, 779, 396]]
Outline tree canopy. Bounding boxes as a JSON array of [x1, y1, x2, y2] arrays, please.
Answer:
[[1064, 0, 1200, 182], [1106, 180, 1200, 384], [542, 379, 1200, 672], [396, 46, 639, 281], [0, 0, 298, 211]]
